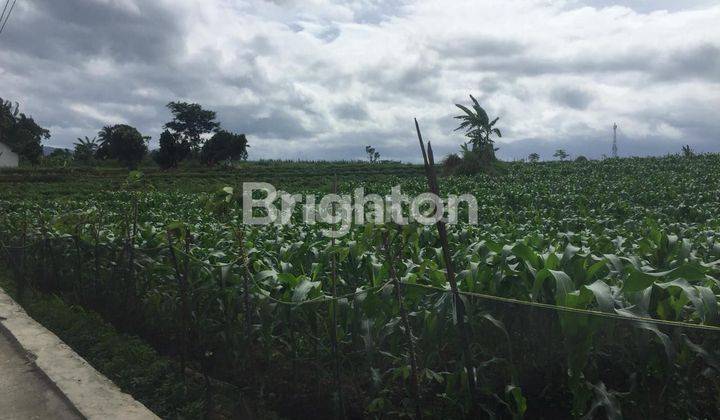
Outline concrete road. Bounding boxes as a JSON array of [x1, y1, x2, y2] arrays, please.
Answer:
[[0, 331, 81, 420]]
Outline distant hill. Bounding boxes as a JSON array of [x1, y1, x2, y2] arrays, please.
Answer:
[[43, 146, 72, 156]]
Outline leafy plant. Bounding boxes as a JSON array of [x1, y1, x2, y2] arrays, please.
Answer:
[[365, 145, 380, 163], [73, 136, 99, 165], [682, 144, 695, 158], [553, 149, 569, 161], [96, 124, 149, 169], [154, 130, 190, 169], [454, 94, 501, 160], [164, 102, 220, 153], [200, 130, 249, 166], [1, 155, 720, 418], [0, 97, 49, 163]]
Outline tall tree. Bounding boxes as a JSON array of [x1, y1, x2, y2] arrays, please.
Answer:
[[96, 125, 114, 160], [0, 98, 49, 163], [528, 152, 540, 163], [154, 129, 190, 169], [553, 149, 569, 161], [73, 136, 99, 164], [454, 94, 501, 161], [365, 145, 380, 163], [96, 124, 149, 169], [200, 130, 249, 166], [164, 102, 220, 153]]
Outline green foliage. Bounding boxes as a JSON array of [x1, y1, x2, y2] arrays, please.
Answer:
[[682, 144, 695, 158], [43, 149, 73, 168], [0, 273, 277, 419], [164, 102, 220, 152], [0, 161, 423, 200], [442, 152, 463, 174], [454, 94, 501, 160], [96, 124, 149, 169], [200, 130, 249, 166], [2, 155, 720, 418], [528, 152, 540, 163], [73, 136, 99, 165], [445, 143, 498, 176], [0, 97, 50, 163], [553, 149, 569, 161], [365, 145, 380, 163], [154, 130, 190, 169], [449, 95, 503, 174]]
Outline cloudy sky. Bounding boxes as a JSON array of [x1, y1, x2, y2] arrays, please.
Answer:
[[1, 0, 719, 161]]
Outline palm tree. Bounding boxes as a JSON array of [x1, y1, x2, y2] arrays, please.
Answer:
[[454, 95, 501, 160], [73, 136, 99, 163], [96, 125, 114, 160]]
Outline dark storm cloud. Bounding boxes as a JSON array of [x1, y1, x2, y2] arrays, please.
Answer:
[[551, 86, 594, 110], [657, 44, 720, 83], [0, 0, 718, 160], [433, 37, 526, 58], [334, 103, 368, 121], [361, 57, 443, 102], [441, 48, 651, 78], [443, 43, 720, 85], [629, 103, 720, 150], [217, 107, 312, 140], [2, 0, 184, 63]]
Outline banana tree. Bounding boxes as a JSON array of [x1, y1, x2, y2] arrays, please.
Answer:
[[73, 136, 99, 164], [454, 95, 501, 160]]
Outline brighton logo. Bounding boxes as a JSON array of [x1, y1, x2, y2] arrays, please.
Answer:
[[242, 182, 478, 238]]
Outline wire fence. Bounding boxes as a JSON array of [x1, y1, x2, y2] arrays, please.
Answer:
[[1, 226, 719, 418]]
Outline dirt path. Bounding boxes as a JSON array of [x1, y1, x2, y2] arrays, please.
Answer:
[[0, 331, 81, 420]]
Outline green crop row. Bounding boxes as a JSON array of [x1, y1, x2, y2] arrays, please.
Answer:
[[0, 155, 719, 418]]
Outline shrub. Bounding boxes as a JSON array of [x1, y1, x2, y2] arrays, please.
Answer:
[[200, 130, 249, 166], [442, 153, 462, 174]]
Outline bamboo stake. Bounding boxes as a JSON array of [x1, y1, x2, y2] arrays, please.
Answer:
[[414, 119, 477, 412]]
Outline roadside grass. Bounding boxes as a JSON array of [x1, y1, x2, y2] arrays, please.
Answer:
[[0, 270, 279, 420]]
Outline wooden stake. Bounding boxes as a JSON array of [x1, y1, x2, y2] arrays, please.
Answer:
[[414, 119, 477, 412]]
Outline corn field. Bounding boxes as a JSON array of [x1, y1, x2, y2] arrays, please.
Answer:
[[1, 155, 720, 419]]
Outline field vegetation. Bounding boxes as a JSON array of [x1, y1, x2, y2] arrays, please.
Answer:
[[1, 154, 719, 419]]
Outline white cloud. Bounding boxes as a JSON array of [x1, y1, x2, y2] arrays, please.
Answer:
[[0, 0, 718, 160], [68, 103, 127, 125]]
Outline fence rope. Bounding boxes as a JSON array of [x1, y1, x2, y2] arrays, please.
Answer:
[[400, 281, 720, 332], [2, 232, 720, 332]]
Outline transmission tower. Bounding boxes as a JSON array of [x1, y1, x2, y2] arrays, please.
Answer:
[[612, 123, 618, 158]]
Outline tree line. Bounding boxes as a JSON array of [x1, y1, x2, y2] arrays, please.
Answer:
[[0, 98, 50, 163], [0, 98, 249, 169]]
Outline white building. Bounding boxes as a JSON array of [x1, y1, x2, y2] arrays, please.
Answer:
[[0, 141, 19, 168]]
